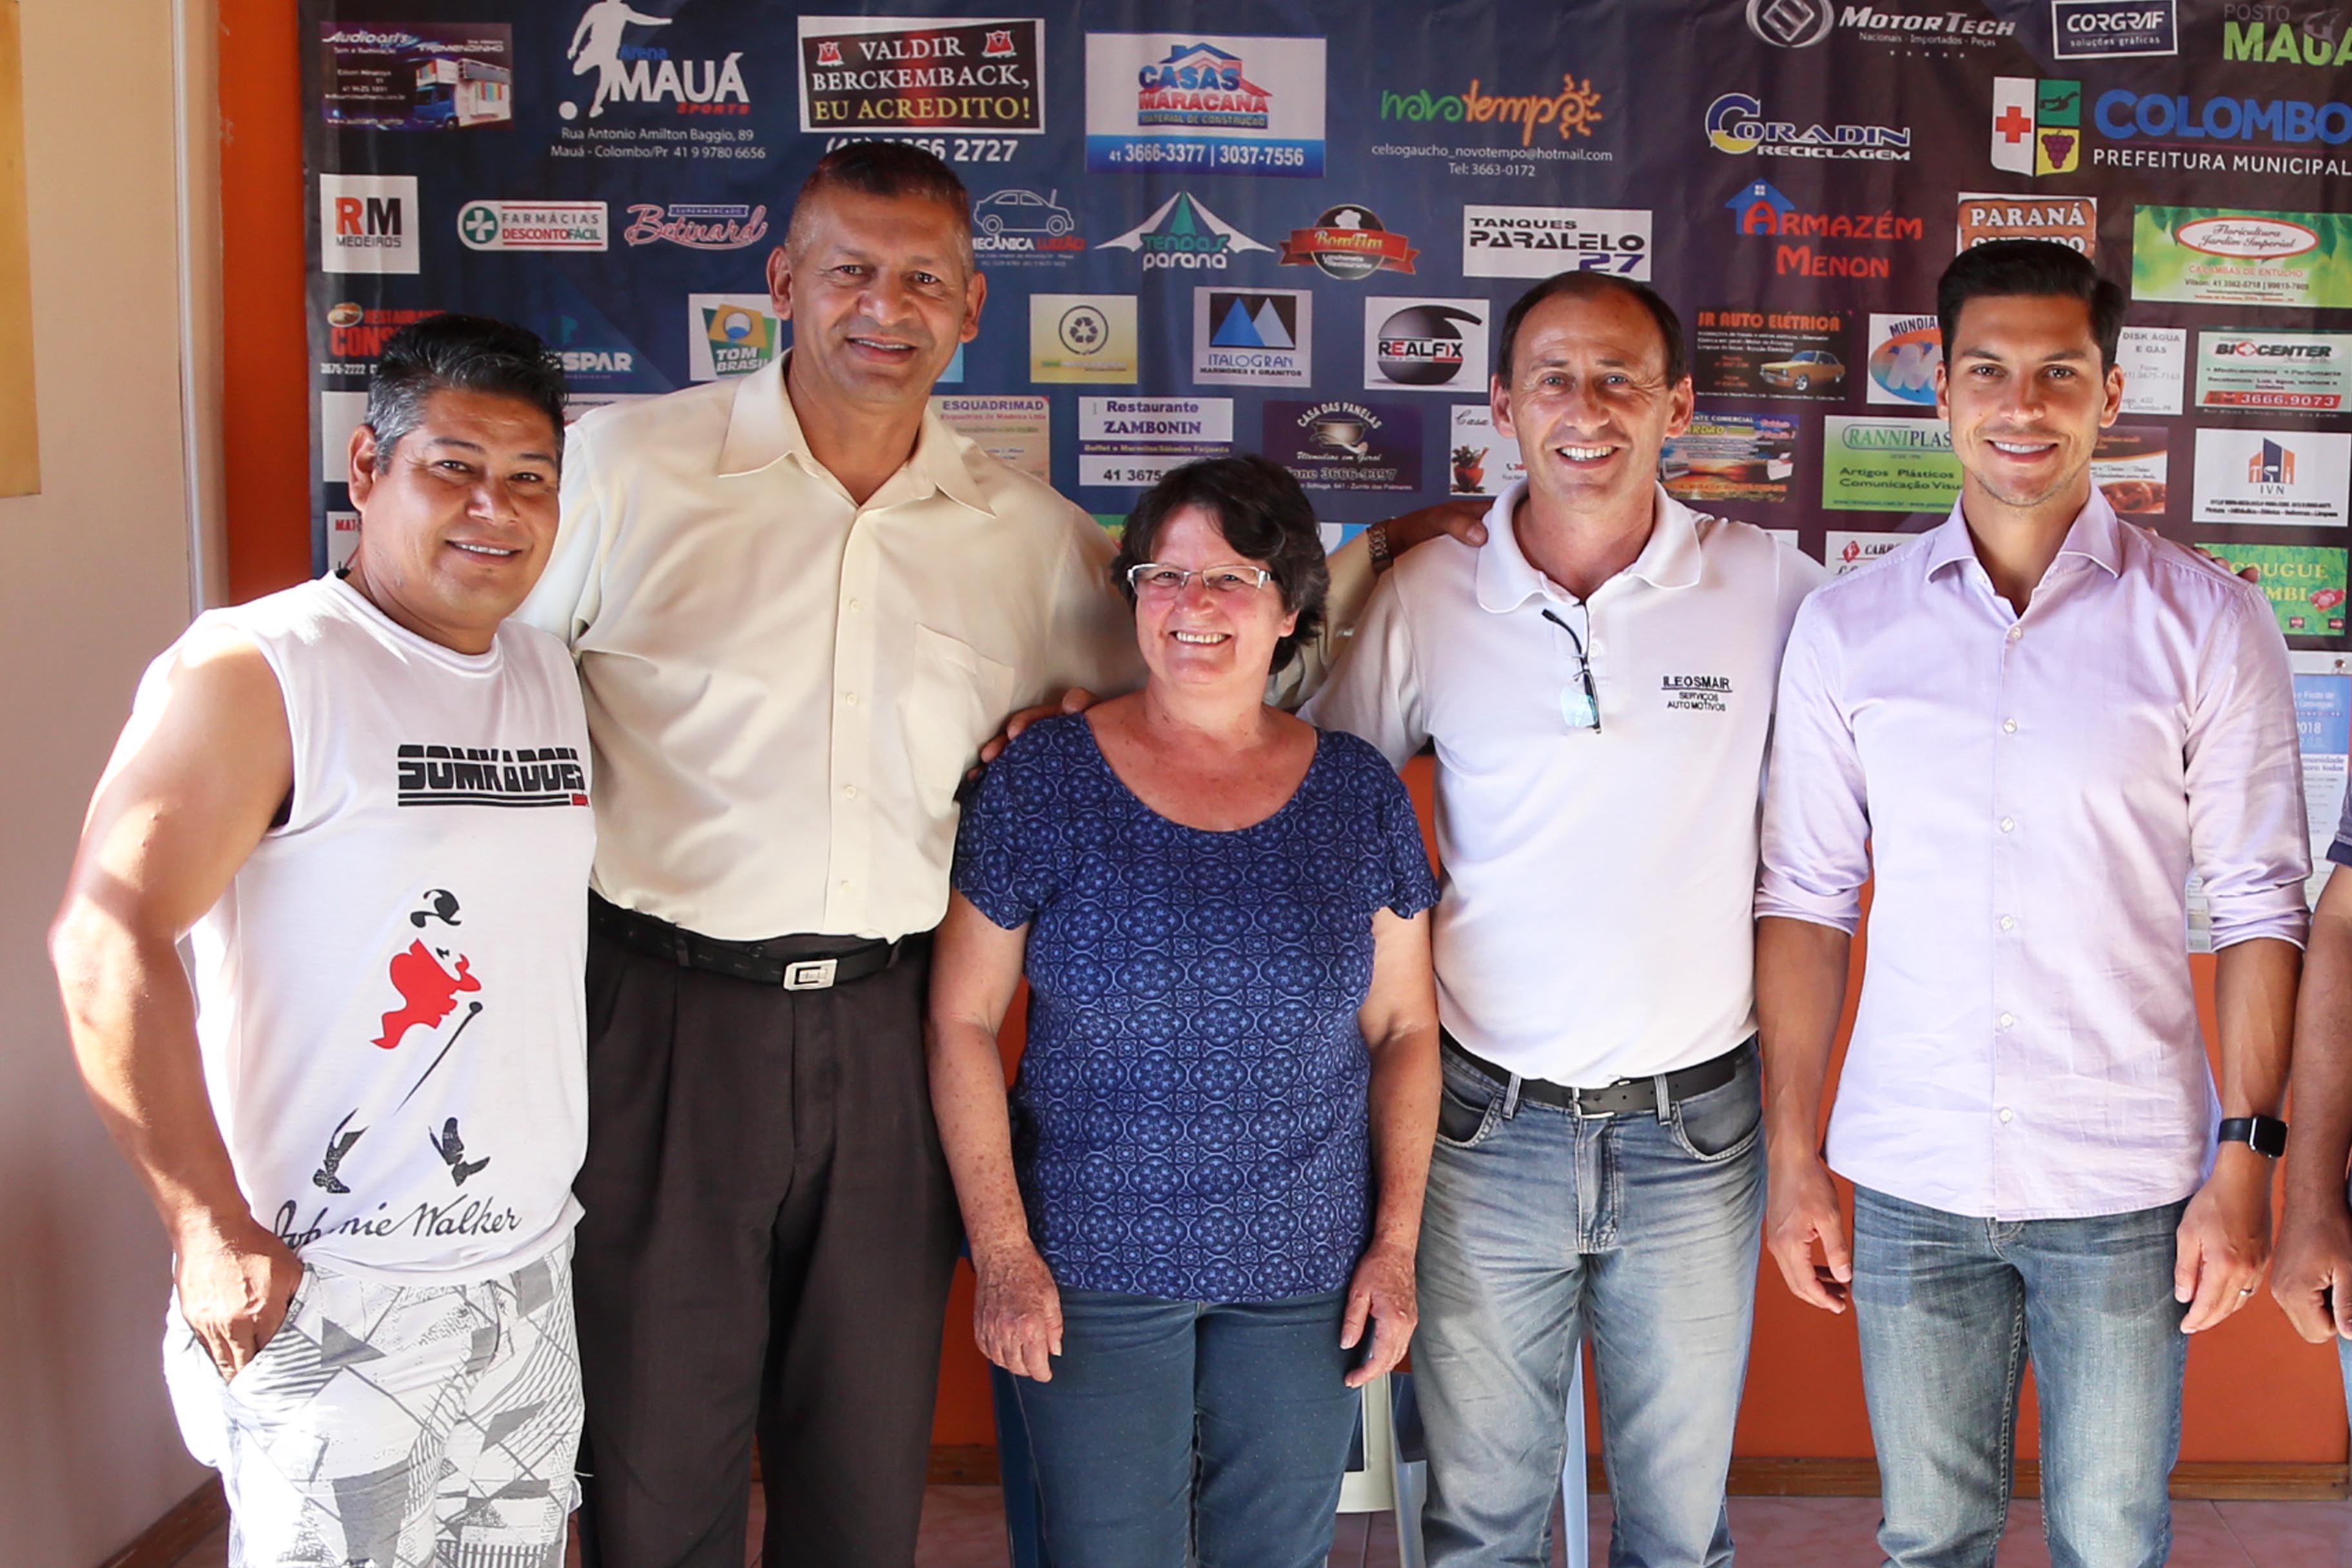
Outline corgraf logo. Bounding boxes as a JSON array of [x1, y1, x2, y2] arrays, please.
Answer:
[[1377, 74, 1605, 147], [1991, 79, 2082, 173], [2223, 10, 2352, 68], [458, 201, 610, 251], [1099, 192, 1271, 271], [1463, 205, 1649, 279], [561, 0, 749, 121], [1137, 41, 1270, 131], [1747, 0, 1836, 46], [1705, 93, 1912, 160], [2095, 88, 2352, 145], [622, 202, 768, 250], [2177, 214, 2320, 256], [2053, 0, 2177, 59], [1279, 205, 1420, 281]]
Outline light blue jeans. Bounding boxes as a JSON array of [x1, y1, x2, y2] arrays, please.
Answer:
[[1414, 1043, 1763, 1567], [1850, 1185, 2191, 1568]]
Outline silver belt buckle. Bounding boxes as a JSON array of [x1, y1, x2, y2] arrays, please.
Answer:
[[781, 957, 838, 991]]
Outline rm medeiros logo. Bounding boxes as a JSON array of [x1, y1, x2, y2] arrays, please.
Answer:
[[1705, 93, 1911, 160]]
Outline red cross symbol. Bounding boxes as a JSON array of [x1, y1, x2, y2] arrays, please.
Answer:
[[1994, 104, 2032, 144]]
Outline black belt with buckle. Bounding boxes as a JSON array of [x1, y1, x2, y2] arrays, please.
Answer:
[[590, 894, 919, 990], [1441, 1030, 1750, 1117]]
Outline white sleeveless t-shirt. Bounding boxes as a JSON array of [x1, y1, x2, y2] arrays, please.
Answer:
[[161, 574, 594, 1283]]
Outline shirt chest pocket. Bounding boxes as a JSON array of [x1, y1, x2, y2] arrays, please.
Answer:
[[903, 624, 1019, 812]]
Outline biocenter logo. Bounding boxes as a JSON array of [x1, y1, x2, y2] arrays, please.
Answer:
[[1705, 93, 1912, 160], [1377, 74, 1606, 148]]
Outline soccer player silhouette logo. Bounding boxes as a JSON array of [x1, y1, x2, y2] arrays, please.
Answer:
[[566, 0, 672, 121]]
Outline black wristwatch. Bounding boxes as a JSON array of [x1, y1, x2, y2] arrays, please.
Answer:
[[2217, 1115, 2289, 1158]]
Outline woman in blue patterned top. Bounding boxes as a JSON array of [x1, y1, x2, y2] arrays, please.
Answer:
[[928, 455, 1442, 1568]]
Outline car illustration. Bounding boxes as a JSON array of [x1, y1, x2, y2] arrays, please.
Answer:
[[1759, 349, 1845, 393], [974, 188, 1075, 237]]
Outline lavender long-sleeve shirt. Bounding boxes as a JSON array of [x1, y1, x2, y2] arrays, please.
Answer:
[[1758, 493, 2309, 1220]]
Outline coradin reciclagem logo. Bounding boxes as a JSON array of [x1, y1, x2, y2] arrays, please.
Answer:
[[1099, 191, 1273, 271]]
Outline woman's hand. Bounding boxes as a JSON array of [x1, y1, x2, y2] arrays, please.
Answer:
[[973, 1242, 1064, 1382], [1340, 1237, 1418, 1387]]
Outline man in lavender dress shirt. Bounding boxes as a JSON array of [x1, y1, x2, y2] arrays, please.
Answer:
[[1755, 240, 2308, 1568]]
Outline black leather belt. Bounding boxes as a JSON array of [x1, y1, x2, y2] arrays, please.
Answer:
[[1441, 1031, 1751, 1117], [590, 894, 920, 990]]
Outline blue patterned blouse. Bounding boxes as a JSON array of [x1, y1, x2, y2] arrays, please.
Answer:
[[952, 714, 1440, 1302]]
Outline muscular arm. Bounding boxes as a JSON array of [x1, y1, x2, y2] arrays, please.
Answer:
[[1758, 916, 1855, 1312], [2276, 872, 2352, 1340], [48, 627, 303, 1376], [923, 892, 1061, 1380], [1346, 907, 1440, 1386], [2175, 935, 2299, 1331]]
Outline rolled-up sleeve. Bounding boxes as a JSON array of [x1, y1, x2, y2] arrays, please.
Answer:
[[1756, 594, 1870, 935], [2189, 585, 2312, 950]]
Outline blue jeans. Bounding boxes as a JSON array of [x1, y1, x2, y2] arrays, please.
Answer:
[[1010, 1288, 1362, 1568], [1850, 1185, 2191, 1568], [1415, 1044, 1763, 1567]]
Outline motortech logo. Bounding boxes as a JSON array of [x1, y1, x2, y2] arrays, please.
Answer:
[[1746, 0, 2015, 49], [1747, 0, 1836, 46], [1706, 93, 1912, 160], [1098, 191, 1271, 271], [622, 202, 768, 250], [797, 16, 1043, 134], [1366, 299, 1491, 392], [458, 201, 609, 251], [1462, 205, 1649, 279], [560, 0, 749, 121]]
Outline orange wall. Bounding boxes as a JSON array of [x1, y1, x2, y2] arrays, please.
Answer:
[[218, 0, 2343, 1465]]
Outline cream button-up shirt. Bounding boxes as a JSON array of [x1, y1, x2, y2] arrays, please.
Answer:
[[518, 358, 1143, 942]]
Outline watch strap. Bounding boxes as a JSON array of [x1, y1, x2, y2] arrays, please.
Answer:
[[2217, 1115, 2288, 1157], [1367, 521, 1394, 576]]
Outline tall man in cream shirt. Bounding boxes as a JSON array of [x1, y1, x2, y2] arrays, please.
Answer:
[[1306, 273, 1825, 1567]]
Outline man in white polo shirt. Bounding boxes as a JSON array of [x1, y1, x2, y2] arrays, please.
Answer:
[[1306, 272, 1825, 1567]]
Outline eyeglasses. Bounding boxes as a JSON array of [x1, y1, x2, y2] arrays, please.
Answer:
[[1126, 562, 1275, 597], [1541, 606, 1602, 734]]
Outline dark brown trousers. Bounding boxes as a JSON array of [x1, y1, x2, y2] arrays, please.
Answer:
[[573, 927, 960, 1568]]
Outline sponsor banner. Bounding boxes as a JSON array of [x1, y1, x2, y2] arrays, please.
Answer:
[[1826, 530, 1916, 575], [1191, 288, 1313, 384], [1990, 77, 2082, 175], [1462, 204, 1650, 279], [933, 395, 1051, 483], [320, 23, 513, 130], [1099, 191, 1271, 271], [1263, 399, 1424, 491], [1955, 192, 2097, 253], [1724, 179, 1923, 279], [1029, 293, 1139, 382], [542, 311, 669, 392], [2226, 17, 2352, 70], [2195, 330, 2352, 413], [319, 302, 440, 377], [2295, 652, 2352, 905], [687, 293, 781, 381], [2119, 326, 2188, 415], [562, 392, 659, 420], [1662, 410, 1799, 504], [2050, 0, 2177, 59], [1449, 405, 1524, 496], [797, 17, 1044, 135], [458, 201, 609, 251], [1693, 308, 1852, 401], [1371, 68, 1612, 178], [328, 507, 360, 573], [1706, 92, 1912, 161], [1866, 313, 1942, 406], [2193, 427, 2352, 525], [549, 0, 758, 148], [1365, 298, 1491, 395], [1084, 33, 1327, 176], [2134, 207, 2352, 309], [622, 202, 769, 250], [2201, 543, 2348, 637], [972, 187, 1087, 265], [1077, 395, 1234, 486], [2093, 426, 2170, 514], [1279, 204, 1419, 280], [320, 391, 369, 481], [1821, 416, 1963, 511], [319, 173, 418, 274]]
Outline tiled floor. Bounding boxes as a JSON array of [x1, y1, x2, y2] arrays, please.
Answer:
[[164, 1485, 2352, 1566]]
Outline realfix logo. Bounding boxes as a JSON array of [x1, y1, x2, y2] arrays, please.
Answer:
[[1365, 299, 1491, 393]]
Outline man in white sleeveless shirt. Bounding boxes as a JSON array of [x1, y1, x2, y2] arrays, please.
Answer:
[[51, 316, 593, 1568]]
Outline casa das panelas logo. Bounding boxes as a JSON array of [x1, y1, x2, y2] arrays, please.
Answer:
[[1378, 74, 1605, 147], [1099, 192, 1272, 270]]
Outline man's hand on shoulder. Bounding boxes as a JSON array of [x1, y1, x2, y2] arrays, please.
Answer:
[[968, 687, 1098, 788], [1375, 500, 1489, 564]]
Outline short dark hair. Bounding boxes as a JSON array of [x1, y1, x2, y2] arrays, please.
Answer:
[[1937, 239, 2124, 370], [1496, 271, 1688, 389], [787, 140, 972, 266], [364, 314, 567, 472], [1110, 455, 1329, 676]]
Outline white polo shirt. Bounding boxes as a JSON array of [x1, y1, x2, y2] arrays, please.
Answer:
[[1304, 482, 1825, 1085]]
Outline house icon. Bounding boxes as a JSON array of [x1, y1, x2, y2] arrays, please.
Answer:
[[1151, 41, 1266, 95], [1727, 181, 1798, 236]]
